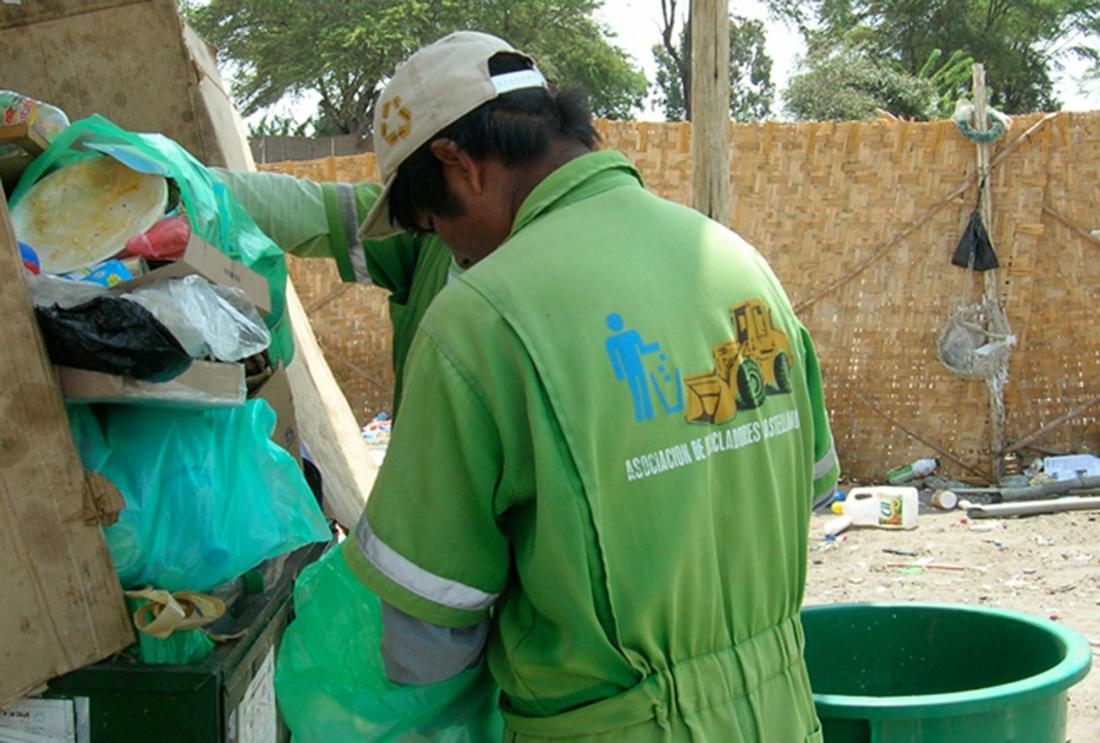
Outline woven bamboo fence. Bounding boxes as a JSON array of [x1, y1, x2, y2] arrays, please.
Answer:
[[263, 113, 1100, 482]]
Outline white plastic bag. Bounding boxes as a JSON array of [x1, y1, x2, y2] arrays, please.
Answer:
[[124, 274, 270, 361]]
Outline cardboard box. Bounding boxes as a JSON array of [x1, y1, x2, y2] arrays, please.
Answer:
[[252, 364, 301, 465], [110, 233, 272, 315], [1, 193, 134, 709], [56, 360, 246, 408], [0, 1, 256, 172], [0, 123, 49, 193]]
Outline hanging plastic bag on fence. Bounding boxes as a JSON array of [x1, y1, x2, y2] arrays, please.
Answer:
[[276, 546, 503, 743], [68, 400, 330, 593], [951, 209, 999, 271], [10, 114, 294, 365]]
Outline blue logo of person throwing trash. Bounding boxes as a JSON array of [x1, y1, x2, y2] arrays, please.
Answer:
[[605, 313, 684, 422]]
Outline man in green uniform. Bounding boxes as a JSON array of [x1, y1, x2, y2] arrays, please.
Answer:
[[301, 30, 837, 741], [211, 169, 457, 414]]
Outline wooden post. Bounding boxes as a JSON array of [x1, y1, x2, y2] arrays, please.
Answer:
[[971, 63, 1007, 477], [972, 65, 999, 300], [690, 0, 730, 222]]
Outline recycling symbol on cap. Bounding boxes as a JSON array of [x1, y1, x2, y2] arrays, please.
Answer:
[[379, 96, 412, 146]]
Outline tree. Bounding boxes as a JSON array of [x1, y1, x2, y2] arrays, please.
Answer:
[[183, 0, 648, 137], [473, 2, 648, 120], [783, 1, 1100, 113], [247, 114, 310, 139], [783, 44, 936, 121], [915, 48, 976, 119], [651, 0, 775, 122]]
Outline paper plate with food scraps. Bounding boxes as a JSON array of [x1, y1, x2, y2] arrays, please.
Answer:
[[11, 155, 167, 274]]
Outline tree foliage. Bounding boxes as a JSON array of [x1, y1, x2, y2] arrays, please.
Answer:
[[182, 0, 648, 136], [650, 0, 774, 122], [784, 44, 936, 121], [247, 114, 310, 138], [777, 0, 1100, 114], [915, 48, 976, 119]]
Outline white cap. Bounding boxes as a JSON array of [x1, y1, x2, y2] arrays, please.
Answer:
[[358, 31, 547, 240]]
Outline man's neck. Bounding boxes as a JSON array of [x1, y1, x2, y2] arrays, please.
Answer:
[[506, 139, 592, 222]]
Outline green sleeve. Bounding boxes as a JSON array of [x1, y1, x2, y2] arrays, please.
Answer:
[[211, 168, 420, 292], [343, 317, 508, 628], [211, 168, 332, 258], [801, 325, 840, 498], [345, 183, 420, 294]]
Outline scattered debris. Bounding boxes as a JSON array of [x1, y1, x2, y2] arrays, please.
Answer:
[[931, 489, 958, 510], [824, 514, 852, 538], [1041, 454, 1100, 482], [883, 548, 919, 557], [886, 457, 939, 485], [884, 562, 967, 572], [969, 521, 1001, 532]]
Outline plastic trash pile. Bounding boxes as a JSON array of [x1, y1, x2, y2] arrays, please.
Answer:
[[6, 95, 330, 664]]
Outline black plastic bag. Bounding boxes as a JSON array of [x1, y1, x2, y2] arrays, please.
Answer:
[[952, 209, 999, 271], [36, 296, 191, 380]]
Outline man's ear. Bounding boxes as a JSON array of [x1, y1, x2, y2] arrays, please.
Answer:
[[430, 139, 484, 196]]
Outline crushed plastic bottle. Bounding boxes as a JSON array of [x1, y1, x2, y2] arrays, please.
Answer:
[[886, 458, 939, 484]]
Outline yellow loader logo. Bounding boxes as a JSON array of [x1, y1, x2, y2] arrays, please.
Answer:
[[684, 300, 794, 424]]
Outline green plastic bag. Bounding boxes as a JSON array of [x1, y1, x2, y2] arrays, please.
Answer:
[[276, 547, 503, 742], [124, 596, 215, 665], [11, 114, 294, 364], [68, 401, 331, 593], [136, 629, 215, 665]]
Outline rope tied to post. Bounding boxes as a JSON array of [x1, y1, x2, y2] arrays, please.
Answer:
[[952, 98, 1011, 143]]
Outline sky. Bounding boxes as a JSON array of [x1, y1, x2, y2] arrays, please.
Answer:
[[595, 0, 801, 120], [246, 0, 1097, 131], [594, 0, 1097, 119]]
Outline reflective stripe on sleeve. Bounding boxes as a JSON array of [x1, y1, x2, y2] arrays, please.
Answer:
[[336, 183, 371, 284], [354, 515, 499, 612], [814, 445, 838, 480]]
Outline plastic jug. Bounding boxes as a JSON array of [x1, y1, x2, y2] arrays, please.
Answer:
[[842, 486, 918, 529]]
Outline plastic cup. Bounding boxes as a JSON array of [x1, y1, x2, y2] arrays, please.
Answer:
[[931, 489, 958, 510]]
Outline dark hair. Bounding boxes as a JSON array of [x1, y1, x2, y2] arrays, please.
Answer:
[[388, 53, 600, 234]]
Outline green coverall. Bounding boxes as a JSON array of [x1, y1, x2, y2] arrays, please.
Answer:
[[344, 151, 839, 741]]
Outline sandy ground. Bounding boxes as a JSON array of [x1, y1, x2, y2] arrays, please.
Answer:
[[804, 505, 1099, 742]]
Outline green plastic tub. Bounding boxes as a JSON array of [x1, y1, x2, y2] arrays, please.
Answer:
[[801, 603, 1092, 743]]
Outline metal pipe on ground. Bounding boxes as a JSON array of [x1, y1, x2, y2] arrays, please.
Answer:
[[996, 475, 1100, 502], [964, 496, 1100, 519]]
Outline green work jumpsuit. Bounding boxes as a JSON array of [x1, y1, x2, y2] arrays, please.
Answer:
[[344, 151, 839, 741]]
